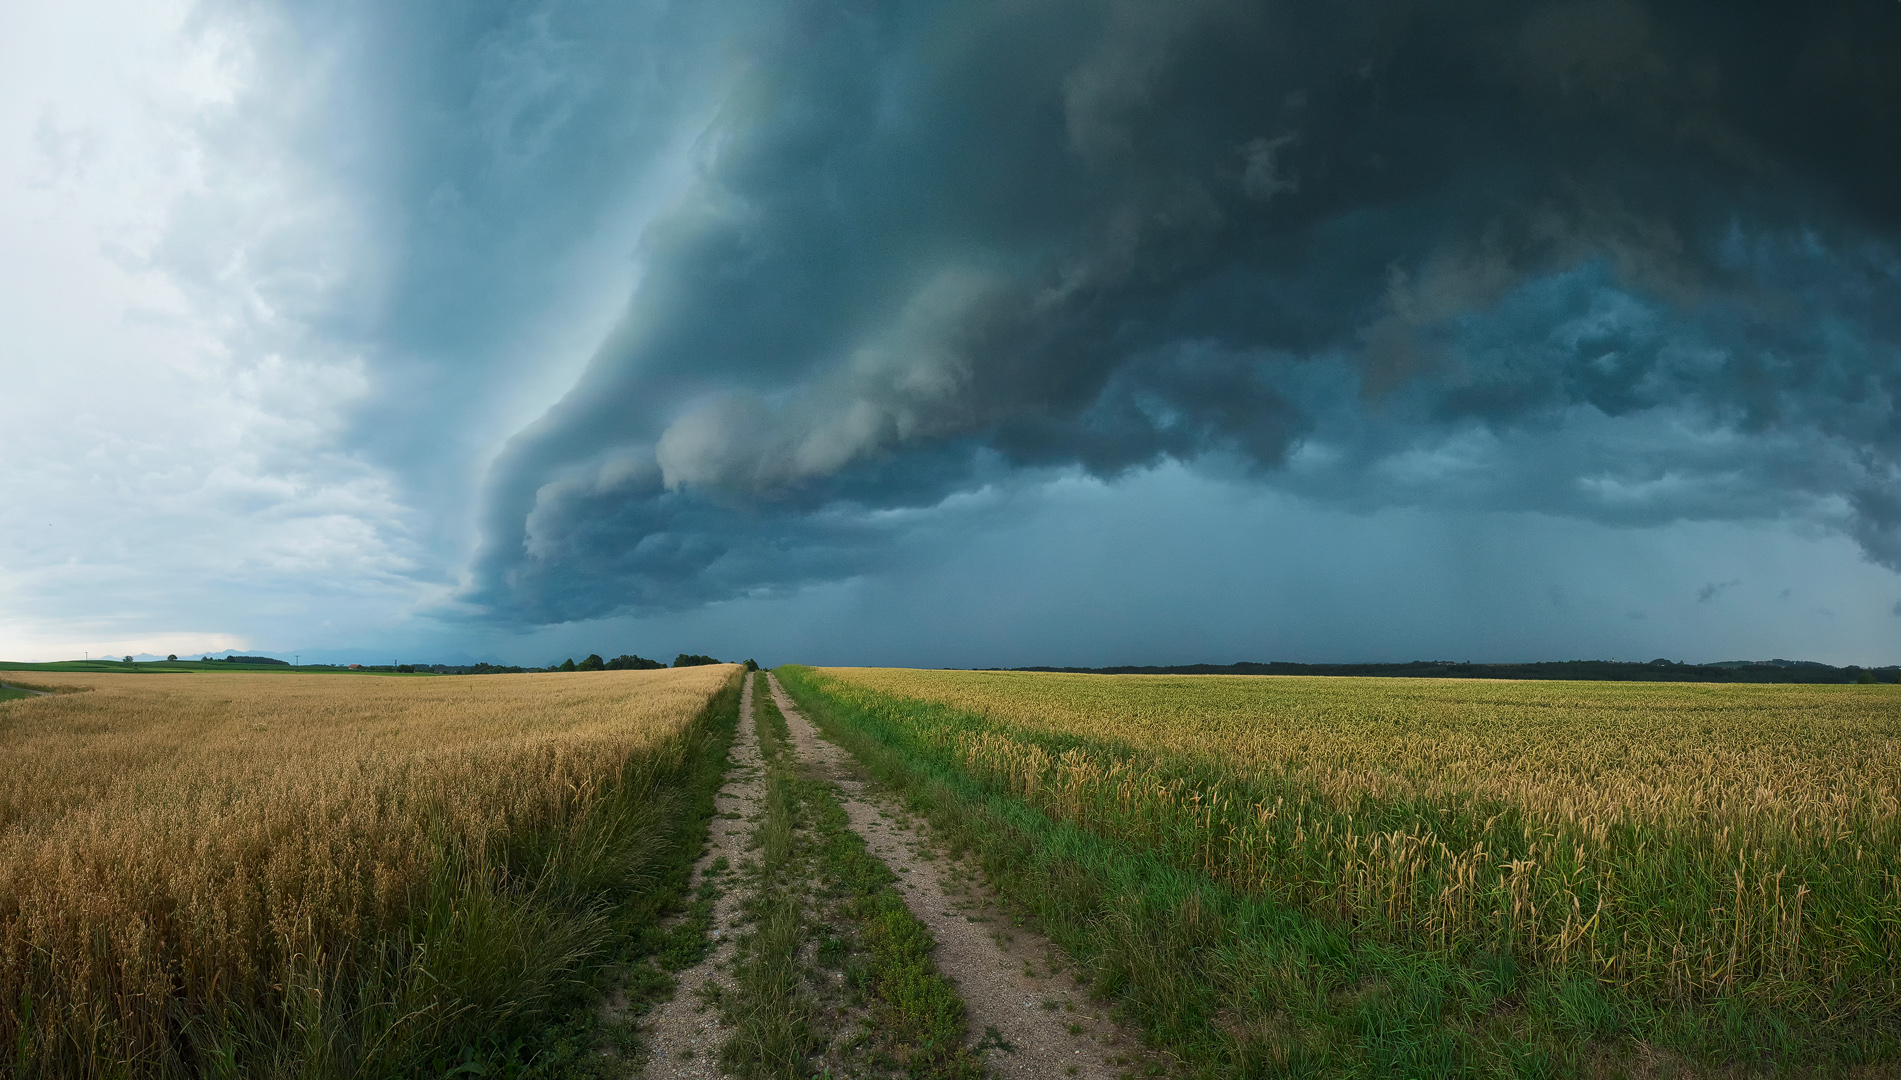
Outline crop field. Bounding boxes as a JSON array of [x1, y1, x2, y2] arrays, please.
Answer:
[[777, 667, 1901, 1075], [0, 665, 740, 1078]]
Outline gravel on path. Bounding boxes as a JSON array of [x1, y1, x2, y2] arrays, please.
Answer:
[[638, 674, 766, 1079], [766, 674, 1146, 1080]]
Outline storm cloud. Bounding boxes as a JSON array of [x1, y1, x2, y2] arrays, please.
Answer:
[[453, 0, 1901, 624]]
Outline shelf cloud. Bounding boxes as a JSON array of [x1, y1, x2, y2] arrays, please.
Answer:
[[462, 0, 1901, 624], [8, 0, 1897, 665]]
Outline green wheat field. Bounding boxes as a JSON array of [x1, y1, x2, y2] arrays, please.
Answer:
[[777, 667, 1901, 1077]]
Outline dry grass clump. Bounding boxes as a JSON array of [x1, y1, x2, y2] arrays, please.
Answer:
[[811, 669, 1901, 1022], [0, 666, 737, 1077]]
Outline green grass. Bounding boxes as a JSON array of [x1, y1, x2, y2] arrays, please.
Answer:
[[0, 686, 33, 703], [761, 679, 981, 1080], [719, 673, 980, 1079], [775, 665, 1901, 1079]]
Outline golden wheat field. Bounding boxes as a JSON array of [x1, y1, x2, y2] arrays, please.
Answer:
[[809, 668, 1901, 1016], [0, 665, 737, 1075]]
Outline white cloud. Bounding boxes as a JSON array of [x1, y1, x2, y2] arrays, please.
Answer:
[[0, 0, 423, 661]]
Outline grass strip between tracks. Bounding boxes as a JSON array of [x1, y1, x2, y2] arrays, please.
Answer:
[[720, 674, 822, 1077], [720, 672, 981, 1079], [773, 665, 1900, 1080]]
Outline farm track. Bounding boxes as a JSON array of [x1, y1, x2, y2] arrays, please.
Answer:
[[640, 675, 767, 1078], [636, 673, 1156, 1078], [766, 674, 1148, 1080]]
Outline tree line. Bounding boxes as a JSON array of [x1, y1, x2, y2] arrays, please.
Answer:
[[554, 653, 757, 672]]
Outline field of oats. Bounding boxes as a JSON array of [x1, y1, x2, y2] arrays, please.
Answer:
[[0, 666, 739, 1079], [778, 666, 1901, 1075]]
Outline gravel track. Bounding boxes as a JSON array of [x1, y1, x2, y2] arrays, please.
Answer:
[[767, 674, 1142, 1080], [639, 675, 766, 1078]]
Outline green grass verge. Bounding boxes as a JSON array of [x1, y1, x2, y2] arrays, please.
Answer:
[[774, 665, 1898, 1079], [0, 687, 33, 703]]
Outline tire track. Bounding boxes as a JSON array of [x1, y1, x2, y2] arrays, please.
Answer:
[[640, 674, 766, 1078], [766, 674, 1144, 1080]]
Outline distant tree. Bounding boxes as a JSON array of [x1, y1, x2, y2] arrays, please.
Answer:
[[578, 654, 606, 671], [397, 664, 415, 673], [167, 654, 178, 661], [123, 656, 133, 664], [672, 653, 720, 668], [605, 654, 664, 670], [1857, 667, 1877, 684], [745, 658, 759, 671], [560, 658, 578, 672]]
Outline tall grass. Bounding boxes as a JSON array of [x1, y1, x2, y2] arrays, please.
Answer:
[[0, 666, 740, 1078], [781, 667, 1901, 1067]]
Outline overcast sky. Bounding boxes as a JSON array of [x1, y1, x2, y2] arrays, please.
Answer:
[[3, 0, 1899, 668]]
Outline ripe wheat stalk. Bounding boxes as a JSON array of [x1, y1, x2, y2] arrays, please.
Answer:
[[0, 665, 736, 1077], [815, 668, 1901, 1018]]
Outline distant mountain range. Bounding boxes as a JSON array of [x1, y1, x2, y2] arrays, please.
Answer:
[[1008, 659, 1899, 683]]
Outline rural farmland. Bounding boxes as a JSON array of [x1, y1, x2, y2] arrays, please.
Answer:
[[11, 0, 1901, 1076], [0, 666, 741, 1077], [4, 664, 1895, 1077], [775, 667, 1901, 1075]]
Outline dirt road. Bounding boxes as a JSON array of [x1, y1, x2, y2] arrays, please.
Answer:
[[767, 674, 1138, 1080], [640, 675, 767, 1078]]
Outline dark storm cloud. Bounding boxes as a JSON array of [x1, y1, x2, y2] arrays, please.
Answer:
[[464, 0, 1901, 624], [170, 0, 748, 561]]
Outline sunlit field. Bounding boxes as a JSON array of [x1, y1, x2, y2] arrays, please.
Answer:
[[0, 666, 739, 1078], [780, 667, 1901, 1072]]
